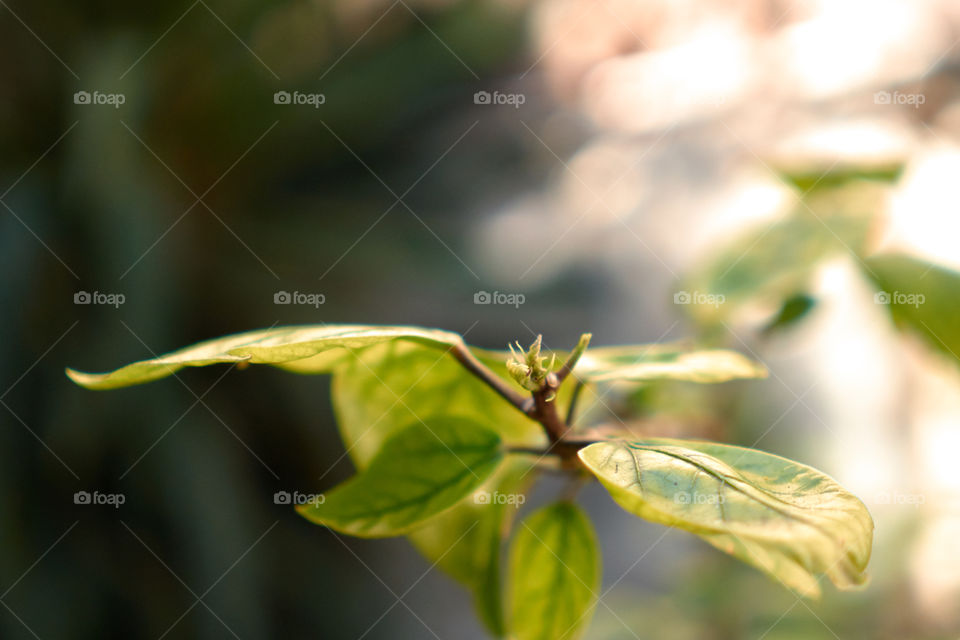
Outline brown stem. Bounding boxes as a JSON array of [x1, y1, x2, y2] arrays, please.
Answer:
[[451, 341, 533, 416], [451, 335, 597, 463], [508, 438, 599, 458], [531, 372, 567, 442]]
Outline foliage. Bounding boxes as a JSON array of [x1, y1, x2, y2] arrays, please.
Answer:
[[679, 164, 960, 372], [68, 324, 873, 638]]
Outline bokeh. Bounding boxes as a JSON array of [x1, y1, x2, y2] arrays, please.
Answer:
[[3, 0, 960, 638]]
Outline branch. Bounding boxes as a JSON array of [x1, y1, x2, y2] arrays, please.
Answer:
[[532, 373, 566, 442], [507, 438, 601, 459], [451, 341, 533, 416]]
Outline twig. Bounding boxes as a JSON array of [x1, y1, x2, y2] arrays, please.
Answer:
[[507, 437, 601, 459], [532, 372, 567, 442], [451, 333, 598, 462], [451, 341, 533, 416]]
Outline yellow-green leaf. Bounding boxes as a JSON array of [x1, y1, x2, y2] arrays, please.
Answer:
[[329, 340, 545, 466], [575, 345, 767, 384], [297, 417, 503, 538], [578, 438, 873, 598], [327, 340, 545, 633], [408, 457, 533, 635], [65, 324, 461, 390], [865, 254, 960, 365], [508, 502, 600, 640]]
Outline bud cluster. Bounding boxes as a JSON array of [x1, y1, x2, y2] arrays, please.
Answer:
[[506, 335, 556, 393]]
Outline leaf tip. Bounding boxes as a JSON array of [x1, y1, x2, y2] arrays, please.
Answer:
[[65, 367, 105, 389], [293, 499, 326, 524]]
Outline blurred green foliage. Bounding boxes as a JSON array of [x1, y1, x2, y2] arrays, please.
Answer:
[[2, 1, 536, 638]]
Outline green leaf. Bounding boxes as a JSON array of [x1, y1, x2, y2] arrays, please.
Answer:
[[778, 163, 902, 194], [408, 458, 533, 636], [65, 324, 462, 389], [576, 345, 767, 384], [761, 293, 817, 336], [508, 502, 600, 640], [578, 438, 873, 598], [329, 339, 546, 466], [865, 254, 960, 364], [327, 340, 546, 632], [297, 417, 503, 537], [682, 212, 871, 325]]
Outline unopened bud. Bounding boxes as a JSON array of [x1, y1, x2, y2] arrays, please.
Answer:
[[507, 335, 556, 391]]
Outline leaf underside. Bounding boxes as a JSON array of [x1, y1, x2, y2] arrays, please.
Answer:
[[65, 325, 462, 389], [576, 345, 767, 383], [66, 324, 769, 392], [579, 438, 873, 598]]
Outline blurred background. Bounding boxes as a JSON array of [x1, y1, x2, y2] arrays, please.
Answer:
[[3, 0, 960, 637]]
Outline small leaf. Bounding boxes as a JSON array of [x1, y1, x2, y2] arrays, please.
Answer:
[[298, 418, 503, 537], [865, 254, 960, 365], [65, 324, 462, 389], [576, 345, 767, 384], [762, 293, 817, 336], [508, 502, 600, 640], [579, 438, 872, 598]]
